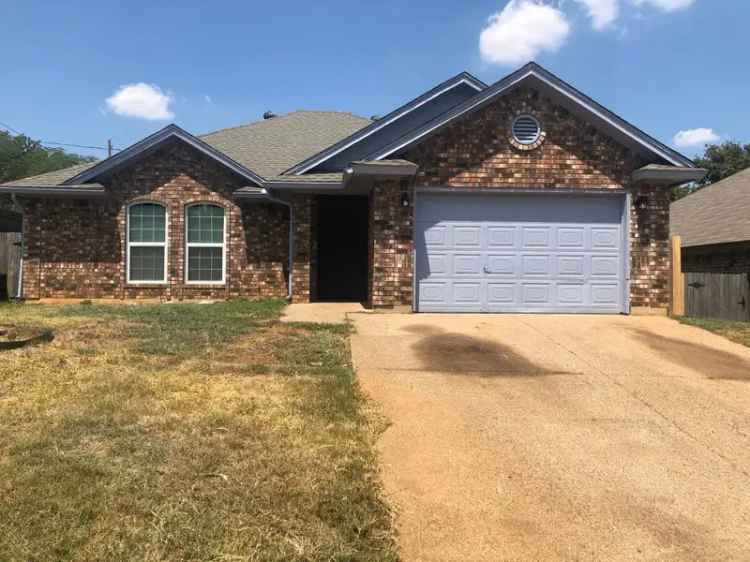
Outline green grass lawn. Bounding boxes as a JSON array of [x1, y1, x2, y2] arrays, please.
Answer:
[[679, 316, 750, 348], [0, 300, 397, 562]]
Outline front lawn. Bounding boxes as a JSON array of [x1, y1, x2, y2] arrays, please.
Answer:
[[679, 316, 750, 348], [0, 300, 397, 561]]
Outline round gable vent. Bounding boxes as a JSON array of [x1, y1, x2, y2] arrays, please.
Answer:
[[512, 114, 541, 145]]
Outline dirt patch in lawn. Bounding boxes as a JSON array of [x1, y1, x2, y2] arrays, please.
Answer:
[[633, 328, 750, 381], [408, 324, 559, 376]]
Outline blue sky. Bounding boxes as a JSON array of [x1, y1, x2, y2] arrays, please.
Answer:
[[1, 0, 745, 159]]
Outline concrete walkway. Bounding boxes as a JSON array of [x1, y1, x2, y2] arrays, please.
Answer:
[[352, 313, 750, 562], [280, 302, 367, 324]]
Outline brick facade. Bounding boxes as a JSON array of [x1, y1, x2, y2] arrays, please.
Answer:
[[19, 87, 673, 311], [21, 142, 294, 300], [365, 86, 670, 310]]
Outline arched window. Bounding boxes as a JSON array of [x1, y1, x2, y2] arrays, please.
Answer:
[[127, 203, 167, 283], [185, 204, 225, 283]]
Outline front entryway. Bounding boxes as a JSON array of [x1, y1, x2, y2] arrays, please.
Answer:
[[415, 192, 628, 313], [315, 195, 369, 302]]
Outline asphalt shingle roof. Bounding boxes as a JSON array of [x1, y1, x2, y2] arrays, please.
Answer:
[[0, 111, 370, 188], [670, 167, 750, 248], [1, 162, 98, 187], [199, 111, 371, 178]]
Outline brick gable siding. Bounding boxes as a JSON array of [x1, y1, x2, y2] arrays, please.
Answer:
[[367, 86, 670, 310], [21, 142, 294, 300]]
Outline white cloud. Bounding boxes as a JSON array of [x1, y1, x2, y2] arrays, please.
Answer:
[[631, 0, 695, 12], [574, 0, 619, 29], [673, 128, 720, 148], [479, 1, 571, 66], [105, 83, 174, 120]]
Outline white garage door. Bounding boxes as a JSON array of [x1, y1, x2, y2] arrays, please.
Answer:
[[415, 192, 628, 313]]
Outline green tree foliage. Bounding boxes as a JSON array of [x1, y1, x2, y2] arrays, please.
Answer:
[[694, 141, 750, 185], [671, 141, 750, 201], [0, 130, 97, 184]]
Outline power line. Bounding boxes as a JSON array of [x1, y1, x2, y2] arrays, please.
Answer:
[[0, 120, 122, 153], [0, 120, 23, 136]]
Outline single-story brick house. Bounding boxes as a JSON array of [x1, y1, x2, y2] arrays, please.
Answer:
[[671, 168, 750, 274], [0, 62, 705, 313]]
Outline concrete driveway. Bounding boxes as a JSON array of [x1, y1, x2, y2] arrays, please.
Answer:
[[350, 314, 750, 562]]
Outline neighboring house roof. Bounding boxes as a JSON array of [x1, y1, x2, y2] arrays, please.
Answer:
[[369, 62, 695, 168], [671, 168, 750, 248], [201, 111, 371, 178]]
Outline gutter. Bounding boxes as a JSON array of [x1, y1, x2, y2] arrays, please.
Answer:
[[234, 188, 295, 300], [0, 185, 107, 197]]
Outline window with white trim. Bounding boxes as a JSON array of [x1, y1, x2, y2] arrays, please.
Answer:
[[185, 203, 225, 283], [127, 203, 167, 283]]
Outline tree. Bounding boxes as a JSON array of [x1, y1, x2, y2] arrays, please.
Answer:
[[694, 141, 750, 186], [671, 141, 750, 201], [0, 130, 97, 184]]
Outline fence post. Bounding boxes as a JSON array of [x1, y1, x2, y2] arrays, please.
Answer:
[[671, 235, 685, 316]]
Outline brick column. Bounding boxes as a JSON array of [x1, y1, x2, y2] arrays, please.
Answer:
[[369, 179, 413, 308], [291, 194, 313, 303], [630, 183, 671, 309]]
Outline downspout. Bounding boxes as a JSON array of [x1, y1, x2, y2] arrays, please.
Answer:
[[263, 192, 294, 300], [10, 194, 23, 300]]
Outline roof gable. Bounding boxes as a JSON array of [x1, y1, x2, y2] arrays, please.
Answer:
[[369, 63, 695, 168], [65, 124, 266, 187], [285, 72, 487, 175]]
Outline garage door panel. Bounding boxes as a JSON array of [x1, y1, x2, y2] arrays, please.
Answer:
[[522, 227, 552, 249], [557, 283, 585, 305], [591, 227, 621, 250], [591, 255, 620, 277], [487, 226, 517, 248], [454, 254, 482, 276], [557, 227, 586, 249], [453, 283, 482, 304], [522, 255, 552, 276], [522, 283, 552, 305], [416, 193, 626, 313], [557, 255, 585, 277], [487, 283, 516, 304], [486, 254, 517, 275]]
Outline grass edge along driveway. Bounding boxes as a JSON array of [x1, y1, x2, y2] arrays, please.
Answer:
[[0, 299, 398, 562]]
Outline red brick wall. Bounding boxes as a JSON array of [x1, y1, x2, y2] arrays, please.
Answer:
[[21, 141, 295, 300], [365, 86, 671, 310]]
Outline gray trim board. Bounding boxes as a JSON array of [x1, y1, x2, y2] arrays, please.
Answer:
[[0, 185, 107, 197], [371, 62, 695, 168], [65, 124, 265, 187], [284, 72, 487, 175]]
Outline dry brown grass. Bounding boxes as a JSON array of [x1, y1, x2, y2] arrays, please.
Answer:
[[0, 300, 397, 562], [679, 316, 750, 349]]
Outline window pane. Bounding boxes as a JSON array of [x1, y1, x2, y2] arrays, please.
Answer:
[[129, 204, 166, 243], [130, 246, 165, 282], [187, 204, 224, 243], [187, 247, 223, 282]]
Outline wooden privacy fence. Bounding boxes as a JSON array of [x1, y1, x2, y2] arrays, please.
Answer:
[[684, 272, 750, 322], [0, 232, 22, 300], [671, 235, 750, 322]]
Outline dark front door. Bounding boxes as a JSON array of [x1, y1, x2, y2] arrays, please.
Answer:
[[316, 195, 369, 302]]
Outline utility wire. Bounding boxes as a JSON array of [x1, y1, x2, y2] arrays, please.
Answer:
[[0, 120, 123, 153]]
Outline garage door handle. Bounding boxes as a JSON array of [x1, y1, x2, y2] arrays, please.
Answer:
[[483, 266, 491, 274]]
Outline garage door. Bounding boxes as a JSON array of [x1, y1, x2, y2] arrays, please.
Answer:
[[415, 192, 628, 313]]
